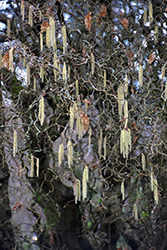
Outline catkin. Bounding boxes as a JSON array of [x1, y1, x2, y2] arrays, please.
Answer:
[[30, 154, 34, 177], [98, 129, 103, 158], [62, 25, 67, 54], [46, 26, 50, 48], [120, 128, 131, 158], [7, 19, 10, 37], [50, 17, 56, 48], [88, 127, 92, 149], [142, 153, 146, 170], [40, 66, 44, 82], [121, 181, 125, 201], [69, 105, 74, 129], [104, 69, 106, 88], [124, 74, 128, 97], [143, 8, 147, 25], [38, 96, 44, 126], [58, 143, 64, 166], [36, 158, 39, 177], [82, 165, 89, 200], [118, 84, 124, 118], [13, 129, 17, 157], [153, 177, 158, 204], [9, 47, 14, 72], [150, 170, 154, 191], [78, 117, 84, 139], [67, 140, 73, 168], [76, 79, 79, 96], [91, 52, 95, 75], [133, 203, 138, 220], [40, 32, 43, 52], [29, 5, 33, 27], [21, 1, 24, 21], [63, 62, 67, 82], [149, 0, 153, 25], [34, 77, 36, 91], [74, 179, 81, 204], [124, 100, 128, 128], [155, 23, 158, 44], [139, 65, 143, 87], [26, 63, 30, 86]]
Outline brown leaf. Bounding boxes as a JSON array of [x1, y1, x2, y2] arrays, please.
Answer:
[[99, 4, 107, 18], [85, 12, 92, 31], [80, 111, 90, 131], [13, 202, 23, 211], [41, 21, 49, 32], [133, 135, 138, 143], [121, 18, 128, 30], [148, 53, 155, 64], [126, 50, 134, 59], [82, 46, 87, 56], [2, 53, 9, 70]]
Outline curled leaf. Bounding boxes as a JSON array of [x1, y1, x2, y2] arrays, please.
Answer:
[[85, 12, 92, 31], [2, 53, 9, 69], [99, 4, 107, 18], [121, 18, 128, 30], [41, 21, 49, 32], [148, 53, 155, 64]]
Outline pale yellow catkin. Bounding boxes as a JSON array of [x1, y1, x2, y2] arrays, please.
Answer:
[[88, 127, 92, 149], [69, 105, 74, 129], [74, 179, 81, 204], [63, 62, 67, 82], [34, 77, 36, 91], [149, 0, 153, 25], [120, 128, 131, 158], [40, 66, 44, 82], [165, 79, 167, 101], [82, 165, 89, 200], [29, 5, 33, 27], [139, 65, 143, 87], [26, 63, 30, 86], [91, 52, 95, 75], [121, 181, 125, 201], [62, 25, 67, 54], [124, 74, 128, 97], [58, 143, 64, 166], [153, 177, 159, 205], [143, 8, 147, 25], [76, 79, 79, 96], [155, 23, 158, 44], [46, 26, 50, 48], [7, 19, 10, 37], [30, 154, 34, 177], [118, 84, 124, 118], [9, 47, 14, 72], [36, 158, 39, 177], [13, 129, 17, 157], [150, 170, 154, 192], [104, 69, 106, 88], [40, 32, 43, 52], [49, 17, 56, 48], [133, 203, 138, 220], [98, 129, 102, 158], [161, 65, 165, 80], [124, 100, 128, 128], [142, 153, 146, 170], [78, 117, 84, 139], [67, 140, 73, 168], [38, 96, 44, 126], [21, 1, 24, 21]]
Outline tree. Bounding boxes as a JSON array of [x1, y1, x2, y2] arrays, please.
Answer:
[[1, 0, 167, 249]]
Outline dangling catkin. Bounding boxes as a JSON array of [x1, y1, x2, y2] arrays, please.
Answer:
[[139, 65, 143, 87], [88, 127, 92, 149], [104, 69, 106, 88], [133, 203, 138, 220], [74, 179, 81, 204], [50, 17, 56, 48], [143, 8, 147, 25], [153, 176, 158, 204], [40, 66, 44, 82], [9, 47, 14, 72], [155, 23, 158, 44], [58, 143, 64, 166], [29, 5, 33, 27], [124, 74, 128, 97], [91, 52, 95, 75], [124, 100, 128, 128], [149, 0, 153, 25], [150, 169, 154, 191], [118, 84, 124, 118], [26, 63, 30, 86], [13, 129, 17, 157], [62, 25, 67, 54], [82, 165, 89, 200], [69, 105, 74, 129], [7, 19, 10, 37], [63, 62, 67, 82], [78, 117, 84, 139], [120, 128, 131, 158], [121, 181, 125, 201], [40, 32, 43, 52], [21, 1, 24, 21], [142, 153, 146, 170], [67, 140, 73, 168], [76, 79, 79, 96], [33, 77, 36, 91], [36, 158, 39, 177], [46, 26, 50, 48], [30, 154, 34, 177], [38, 96, 44, 126]]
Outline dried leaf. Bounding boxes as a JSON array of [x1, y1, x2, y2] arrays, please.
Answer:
[[133, 135, 138, 143], [148, 53, 155, 64], [121, 18, 128, 30], [99, 4, 107, 18], [80, 111, 90, 131], [85, 12, 92, 31], [13, 202, 23, 211], [126, 50, 134, 59], [2, 53, 9, 69], [41, 21, 49, 32], [82, 46, 86, 56]]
